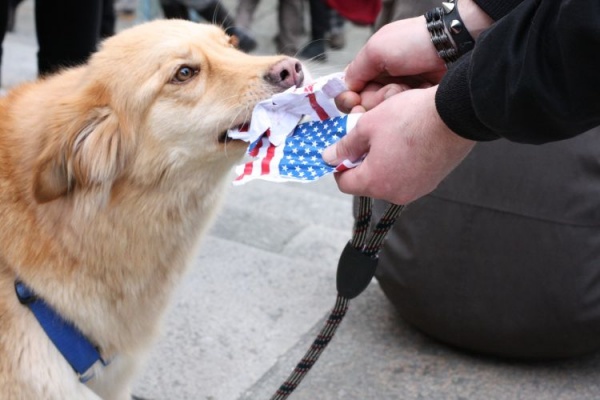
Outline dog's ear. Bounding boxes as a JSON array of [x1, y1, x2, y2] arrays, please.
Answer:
[[33, 107, 132, 203], [33, 142, 71, 204]]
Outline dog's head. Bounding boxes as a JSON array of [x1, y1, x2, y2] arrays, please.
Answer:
[[32, 20, 305, 203]]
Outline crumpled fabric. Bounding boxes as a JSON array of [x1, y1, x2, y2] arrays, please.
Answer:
[[229, 72, 362, 185]]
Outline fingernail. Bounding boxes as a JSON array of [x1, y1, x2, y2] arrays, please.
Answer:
[[322, 145, 337, 165], [342, 97, 356, 112], [383, 84, 403, 100]]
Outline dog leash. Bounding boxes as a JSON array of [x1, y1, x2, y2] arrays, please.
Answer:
[[271, 196, 404, 399]]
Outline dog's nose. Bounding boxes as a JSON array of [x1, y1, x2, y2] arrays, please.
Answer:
[[266, 58, 304, 89]]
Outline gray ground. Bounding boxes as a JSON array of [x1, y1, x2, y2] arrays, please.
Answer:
[[2, 1, 600, 399]]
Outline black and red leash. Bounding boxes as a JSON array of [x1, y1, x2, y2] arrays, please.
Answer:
[[271, 196, 404, 399]]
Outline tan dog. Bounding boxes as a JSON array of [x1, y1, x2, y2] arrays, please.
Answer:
[[0, 20, 304, 399]]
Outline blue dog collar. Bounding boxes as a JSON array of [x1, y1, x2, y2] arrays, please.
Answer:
[[15, 280, 108, 382]]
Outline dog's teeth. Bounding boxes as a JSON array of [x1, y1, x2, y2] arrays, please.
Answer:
[[226, 126, 250, 142]]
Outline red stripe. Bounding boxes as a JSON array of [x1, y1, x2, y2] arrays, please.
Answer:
[[248, 136, 264, 157], [308, 93, 329, 121], [236, 137, 265, 181], [235, 161, 254, 181], [335, 163, 351, 173], [261, 144, 277, 175]]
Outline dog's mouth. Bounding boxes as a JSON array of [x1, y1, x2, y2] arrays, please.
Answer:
[[218, 130, 233, 143], [219, 122, 250, 144]]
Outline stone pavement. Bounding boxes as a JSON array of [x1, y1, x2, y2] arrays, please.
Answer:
[[2, 1, 600, 399]]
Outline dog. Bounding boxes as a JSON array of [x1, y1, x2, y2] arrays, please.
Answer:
[[0, 19, 305, 399]]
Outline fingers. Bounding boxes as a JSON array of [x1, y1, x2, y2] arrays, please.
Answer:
[[322, 119, 370, 166], [335, 90, 361, 114], [343, 45, 381, 93], [360, 83, 409, 110], [331, 155, 380, 200], [343, 17, 447, 91], [342, 22, 401, 92], [336, 83, 410, 114]]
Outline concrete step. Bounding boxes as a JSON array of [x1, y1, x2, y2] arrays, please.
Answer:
[[134, 234, 346, 400]]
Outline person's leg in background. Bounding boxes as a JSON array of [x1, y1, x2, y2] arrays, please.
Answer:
[[234, 0, 259, 32], [298, 0, 330, 62], [195, 1, 257, 52], [276, 0, 303, 56], [6, 0, 22, 32], [374, 0, 436, 31], [0, 0, 8, 86], [101, 0, 116, 39], [35, 0, 103, 76], [327, 7, 345, 50], [160, 0, 190, 19]]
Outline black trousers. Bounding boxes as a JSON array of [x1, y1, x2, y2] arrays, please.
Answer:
[[35, 0, 104, 75], [373, 125, 600, 360], [0, 0, 7, 74], [0, 0, 112, 80], [307, 0, 330, 41]]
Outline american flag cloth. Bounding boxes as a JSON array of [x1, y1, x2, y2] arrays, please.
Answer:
[[228, 72, 348, 147], [233, 114, 361, 185], [230, 72, 363, 185]]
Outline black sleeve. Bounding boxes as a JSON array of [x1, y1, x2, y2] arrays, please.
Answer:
[[436, 0, 600, 144], [473, 0, 524, 20]]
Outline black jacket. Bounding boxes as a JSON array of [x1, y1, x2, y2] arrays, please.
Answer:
[[436, 0, 600, 144]]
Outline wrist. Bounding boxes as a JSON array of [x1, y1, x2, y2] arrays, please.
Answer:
[[457, 0, 494, 40], [425, 0, 493, 66]]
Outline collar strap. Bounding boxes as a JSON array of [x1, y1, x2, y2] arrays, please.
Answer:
[[14, 280, 108, 382]]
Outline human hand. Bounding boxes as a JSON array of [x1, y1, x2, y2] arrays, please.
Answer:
[[322, 86, 476, 205], [337, 0, 494, 113], [336, 17, 445, 113], [337, 81, 433, 114]]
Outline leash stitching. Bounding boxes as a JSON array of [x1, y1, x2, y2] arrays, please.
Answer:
[[271, 197, 404, 399]]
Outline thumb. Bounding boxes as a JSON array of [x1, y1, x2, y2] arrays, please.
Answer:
[[322, 122, 369, 166]]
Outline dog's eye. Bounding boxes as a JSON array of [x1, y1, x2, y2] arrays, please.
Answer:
[[228, 35, 239, 49], [172, 66, 198, 83]]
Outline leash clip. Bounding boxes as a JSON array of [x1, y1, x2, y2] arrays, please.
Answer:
[[336, 242, 379, 299]]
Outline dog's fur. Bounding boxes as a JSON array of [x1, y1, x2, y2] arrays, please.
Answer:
[[0, 20, 304, 399]]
